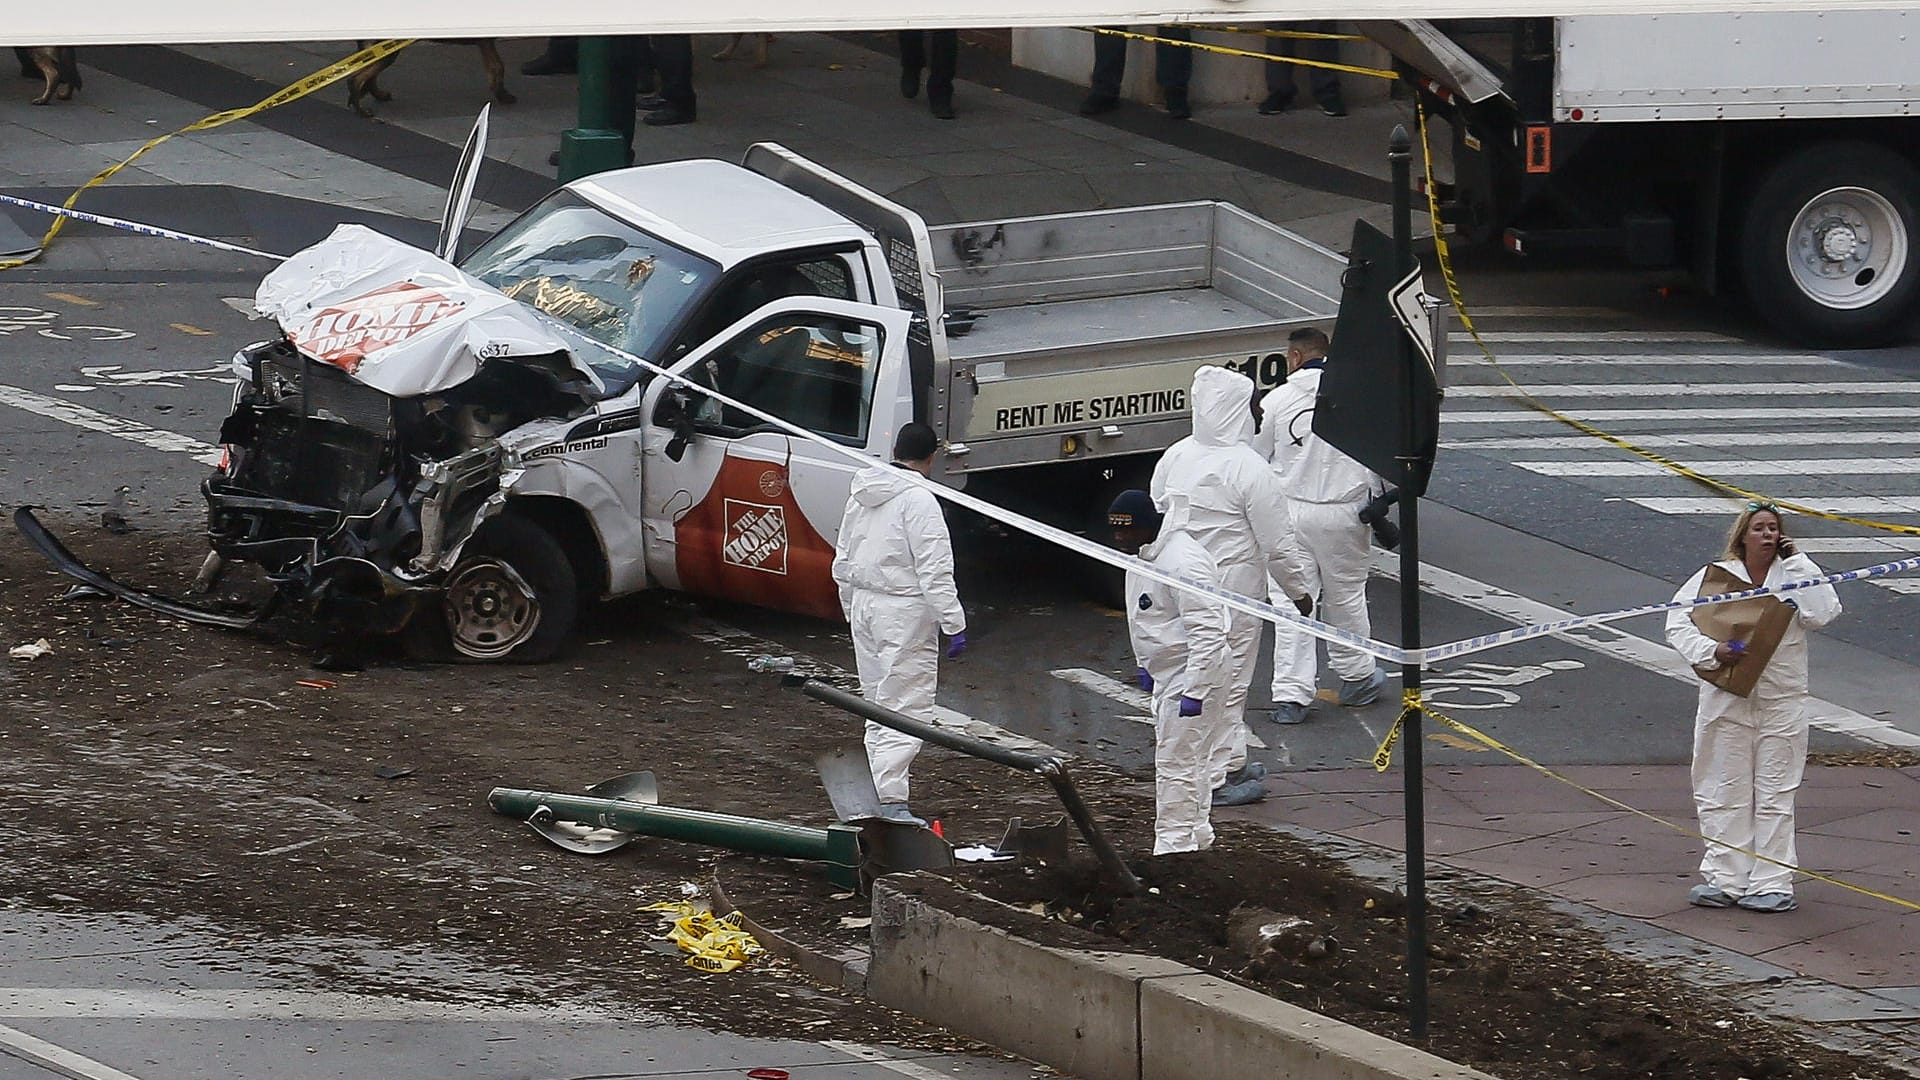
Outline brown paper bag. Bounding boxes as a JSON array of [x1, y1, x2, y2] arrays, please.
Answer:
[[1688, 564, 1794, 698]]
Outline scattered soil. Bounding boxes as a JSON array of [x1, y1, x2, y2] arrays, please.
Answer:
[[3, 516, 1910, 1080]]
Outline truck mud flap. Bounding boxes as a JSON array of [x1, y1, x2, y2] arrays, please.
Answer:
[[12, 507, 262, 631]]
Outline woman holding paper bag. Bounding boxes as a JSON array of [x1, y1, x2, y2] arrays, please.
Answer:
[[1665, 502, 1841, 913]]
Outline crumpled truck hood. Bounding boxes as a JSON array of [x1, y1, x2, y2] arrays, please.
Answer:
[[254, 224, 602, 399]]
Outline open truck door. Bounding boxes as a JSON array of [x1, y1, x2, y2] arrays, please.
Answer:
[[640, 296, 914, 621], [436, 105, 490, 263]]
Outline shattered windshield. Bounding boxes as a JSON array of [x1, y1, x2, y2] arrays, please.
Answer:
[[461, 191, 716, 395]]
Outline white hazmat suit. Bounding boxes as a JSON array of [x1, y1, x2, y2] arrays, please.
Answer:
[[1126, 528, 1232, 853], [832, 464, 966, 806], [1254, 361, 1384, 706], [1664, 552, 1840, 901], [1150, 365, 1311, 786]]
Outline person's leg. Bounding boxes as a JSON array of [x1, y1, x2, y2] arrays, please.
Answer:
[[897, 30, 925, 98], [859, 595, 939, 806], [1302, 21, 1345, 114], [1088, 28, 1127, 98], [1206, 561, 1266, 787], [522, 36, 578, 76], [607, 36, 640, 163], [925, 29, 957, 108], [1261, 30, 1298, 112], [1152, 683, 1210, 853], [1154, 25, 1193, 118], [1268, 549, 1323, 712], [644, 34, 695, 124], [1304, 502, 1377, 684], [1692, 699, 1760, 898], [1744, 696, 1810, 899]]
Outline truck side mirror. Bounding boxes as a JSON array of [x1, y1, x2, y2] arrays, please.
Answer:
[[662, 388, 699, 462]]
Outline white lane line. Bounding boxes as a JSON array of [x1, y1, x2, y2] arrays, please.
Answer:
[[0, 1020, 147, 1080], [1471, 354, 1841, 366], [1049, 666, 1268, 749], [1449, 382, 1920, 399], [821, 1040, 973, 1080], [1448, 330, 1738, 342], [1515, 459, 1920, 477], [1875, 579, 1920, 595], [1376, 553, 1920, 749], [0, 383, 222, 466], [0, 988, 597, 1023], [1447, 432, 1920, 450], [1784, 537, 1920, 554], [1444, 407, 1920, 423], [680, 617, 1062, 756], [1631, 496, 1920, 516]]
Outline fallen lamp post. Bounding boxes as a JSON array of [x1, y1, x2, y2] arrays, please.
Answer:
[[783, 674, 1141, 895]]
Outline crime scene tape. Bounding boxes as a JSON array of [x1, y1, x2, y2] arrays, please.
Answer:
[[26, 206, 1919, 668], [1080, 26, 1398, 81], [1184, 25, 1368, 43], [0, 38, 411, 272], [1371, 691, 1920, 914], [0, 193, 284, 261], [644, 901, 766, 973], [517, 275, 1919, 668], [1413, 102, 1920, 541]]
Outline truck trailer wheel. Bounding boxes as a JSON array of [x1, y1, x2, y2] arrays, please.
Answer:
[[407, 515, 577, 663], [1738, 143, 1920, 348]]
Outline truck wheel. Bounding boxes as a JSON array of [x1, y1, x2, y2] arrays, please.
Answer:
[[408, 515, 577, 663], [1739, 143, 1920, 348]]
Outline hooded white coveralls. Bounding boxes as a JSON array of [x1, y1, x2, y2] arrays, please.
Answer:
[[1664, 553, 1840, 898], [1150, 365, 1311, 787], [1126, 528, 1232, 853], [1253, 361, 1384, 705], [832, 464, 966, 805]]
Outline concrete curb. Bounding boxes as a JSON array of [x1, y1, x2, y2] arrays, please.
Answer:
[[719, 863, 1499, 1080]]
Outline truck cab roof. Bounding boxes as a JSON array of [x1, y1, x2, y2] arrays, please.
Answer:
[[568, 160, 867, 271]]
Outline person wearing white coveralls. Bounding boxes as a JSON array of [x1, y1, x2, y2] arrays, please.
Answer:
[[1665, 502, 1839, 913], [1112, 489, 1232, 853], [832, 422, 968, 827], [1253, 327, 1388, 724], [1151, 365, 1314, 806]]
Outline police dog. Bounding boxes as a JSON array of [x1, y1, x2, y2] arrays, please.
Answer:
[[14, 47, 81, 105], [347, 40, 514, 118]]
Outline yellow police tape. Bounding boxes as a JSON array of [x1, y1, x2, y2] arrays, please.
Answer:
[[1082, 27, 1398, 81], [1372, 690, 1920, 913], [1412, 102, 1920, 539], [1185, 25, 1369, 43], [644, 901, 767, 973], [0, 39, 413, 272]]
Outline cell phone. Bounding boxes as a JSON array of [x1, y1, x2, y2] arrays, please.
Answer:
[[1779, 537, 1796, 557]]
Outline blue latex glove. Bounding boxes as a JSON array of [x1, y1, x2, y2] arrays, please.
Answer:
[[1136, 667, 1154, 692], [1178, 695, 1203, 717], [945, 632, 968, 659]]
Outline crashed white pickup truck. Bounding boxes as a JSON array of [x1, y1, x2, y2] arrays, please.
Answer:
[[175, 141, 1345, 662]]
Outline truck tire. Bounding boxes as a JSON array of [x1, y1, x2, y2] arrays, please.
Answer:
[[405, 514, 577, 663], [1738, 142, 1920, 348]]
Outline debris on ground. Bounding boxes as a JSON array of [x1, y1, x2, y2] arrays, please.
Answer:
[[8, 638, 52, 660]]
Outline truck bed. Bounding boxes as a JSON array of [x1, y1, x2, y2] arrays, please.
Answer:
[[946, 287, 1282, 363]]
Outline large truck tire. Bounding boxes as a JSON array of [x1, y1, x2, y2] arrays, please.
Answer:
[[1738, 142, 1920, 348], [405, 514, 577, 663]]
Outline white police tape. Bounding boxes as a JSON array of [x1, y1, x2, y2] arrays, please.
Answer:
[[24, 202, 1917, 665], [0, 193, 286, 262]]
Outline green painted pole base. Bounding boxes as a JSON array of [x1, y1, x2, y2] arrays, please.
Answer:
[[558, 129, 629, 183]]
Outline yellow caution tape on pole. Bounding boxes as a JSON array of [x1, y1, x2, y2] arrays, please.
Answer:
[[1081, 27, 1398, 81], [1413, 102, 1920, 538], [1372, 691, 1920, 913], [0, 39, 413, 272], [644, 901, 766, 973]]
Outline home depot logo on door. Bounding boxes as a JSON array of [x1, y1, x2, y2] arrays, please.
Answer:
[[287, 282, 466, 374], [722, 499, 789, 574]]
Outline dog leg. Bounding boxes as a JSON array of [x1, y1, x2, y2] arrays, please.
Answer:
[[750, 33, 769, 68], [476, 40, 514, 105]]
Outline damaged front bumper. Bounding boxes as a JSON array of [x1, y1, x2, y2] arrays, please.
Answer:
[[13, 506, 261, 630]]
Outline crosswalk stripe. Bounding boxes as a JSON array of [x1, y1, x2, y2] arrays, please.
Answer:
[[1442, 407, 1920, 423], [1474, 354, 1840, 366], [1449, 382, 1920, 399], [1630, 496, 1920, 516], [1515, 459, 1920, 477], [1446, 432, 1920, 450]]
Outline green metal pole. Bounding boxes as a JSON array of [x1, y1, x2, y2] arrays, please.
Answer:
[[558, 36, 630, 182], [488, 787, 861, 889]]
